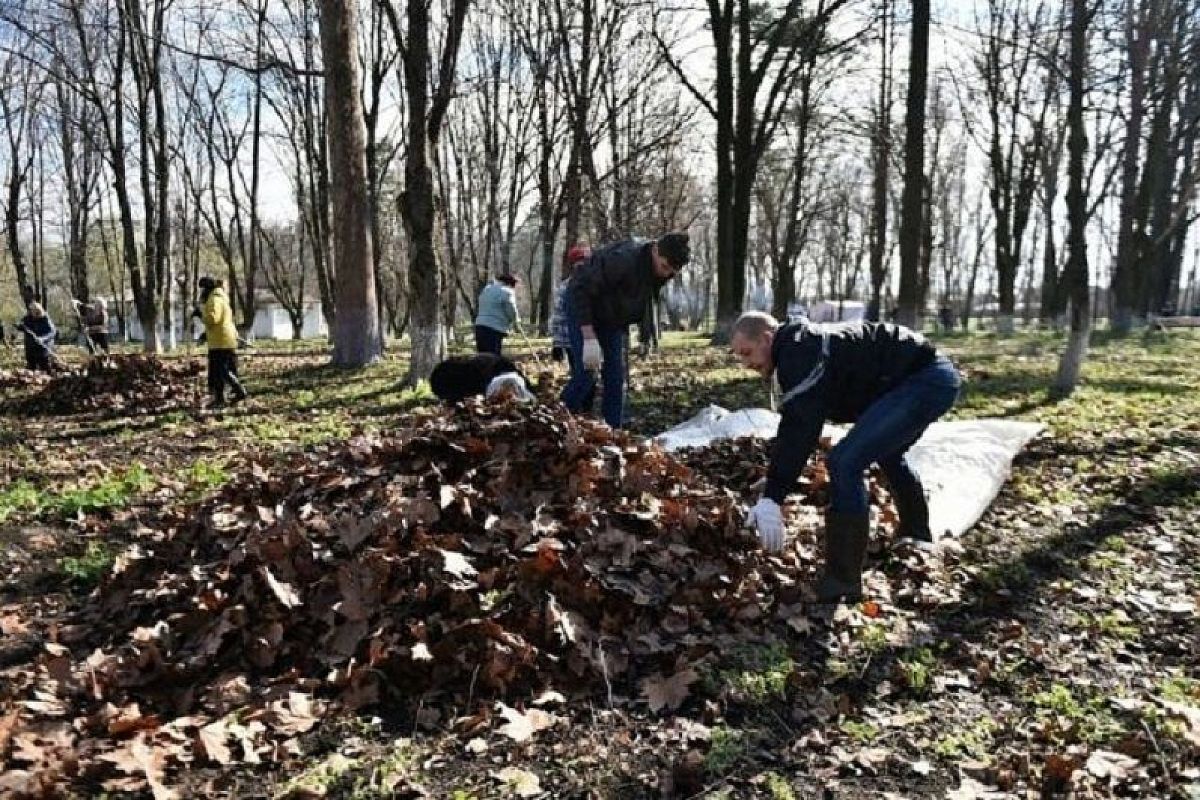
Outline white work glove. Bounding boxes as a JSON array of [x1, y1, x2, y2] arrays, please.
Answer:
[[746, 497, 784, 552], [582, 337, 602, 370]]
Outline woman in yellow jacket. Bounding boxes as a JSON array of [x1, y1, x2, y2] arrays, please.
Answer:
[[193, 276, 247, 407]]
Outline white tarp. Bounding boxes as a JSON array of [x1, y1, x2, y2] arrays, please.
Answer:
[[655, 405, 1043, 539]]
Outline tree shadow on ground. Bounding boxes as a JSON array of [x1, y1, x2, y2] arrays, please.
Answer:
[[788, 460, 1200, 769]]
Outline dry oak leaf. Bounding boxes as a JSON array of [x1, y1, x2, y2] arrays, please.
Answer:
[[495, 703, 558, 743], [261, 567, 303, 608], [494, 766, 541, 797], [1085, 749, 1141, 781], [641, 668, 699, 713]]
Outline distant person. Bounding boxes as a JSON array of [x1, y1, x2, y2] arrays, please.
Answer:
[[560, 231, 690, 428], [474, 274, 520, 356], [551, 244, 591, 365], [731, 311, 961, 603], [938, 305, 955, 334], [17, 302, 56, 372], [75, 297, 111, 353], [192, 276, 247, 408]]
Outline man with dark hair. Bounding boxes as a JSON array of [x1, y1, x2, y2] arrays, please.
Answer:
[[730, 310, 961, 603], [561, 231, 689, 428], [474, 274, 520, 355], [193, 276, 247, 408]]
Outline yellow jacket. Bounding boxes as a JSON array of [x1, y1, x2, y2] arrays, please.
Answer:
[[202, 287, 239, 350]]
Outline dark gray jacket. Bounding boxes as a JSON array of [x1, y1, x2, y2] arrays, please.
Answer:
[[764, 321, 938, 504], [567, 239, 668, 329]]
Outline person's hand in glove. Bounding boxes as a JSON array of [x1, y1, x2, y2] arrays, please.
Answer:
[[746, 497, 784, 552], [582, 337, 602, 370]]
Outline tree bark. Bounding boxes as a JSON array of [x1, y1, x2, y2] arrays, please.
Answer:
[[1054, 0, 1091, 395], [896, 0, 929, 328], [320, 0, 382, 366]]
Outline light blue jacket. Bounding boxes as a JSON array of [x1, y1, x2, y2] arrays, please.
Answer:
[[475, 282, 519, 334]]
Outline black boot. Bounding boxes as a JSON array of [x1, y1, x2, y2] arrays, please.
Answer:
[[813, 512, 870, 603], [891, 481, 932, 543], [228, 375, 248, 403]]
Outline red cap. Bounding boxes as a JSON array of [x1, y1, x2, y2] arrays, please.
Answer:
[[566, 244, 591, 265]]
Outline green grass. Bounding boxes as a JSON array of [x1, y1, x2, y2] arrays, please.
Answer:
[[707, 643, 795, 705], [0, 464, 156, 522], [59, 540, 117, 587]]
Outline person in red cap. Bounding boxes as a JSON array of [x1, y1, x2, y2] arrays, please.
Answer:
[[551, 244, 591, 366]]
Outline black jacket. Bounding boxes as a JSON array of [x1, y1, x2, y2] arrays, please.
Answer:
[[764, 321, 938, 504], [567, 239, 669, 329], [19, 315, 55, 352], [430, 353, 526, 403]]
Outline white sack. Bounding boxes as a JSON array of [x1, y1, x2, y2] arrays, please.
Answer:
[[655, 405, 1042, 539]]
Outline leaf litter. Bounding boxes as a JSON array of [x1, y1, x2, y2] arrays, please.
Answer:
[[0, 397, 925, 796]]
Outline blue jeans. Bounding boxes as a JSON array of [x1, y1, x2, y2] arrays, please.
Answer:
[[560, 304, 626, 428], [826, 356, 961, 514]]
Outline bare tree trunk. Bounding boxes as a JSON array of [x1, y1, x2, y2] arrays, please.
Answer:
[[384, 0, 470, 384], [1054, 0, 1092, 395], [1111, 0, 1151, 333], [320, 0, 381, 366], [867, 0, 892, 322], [896, 0, 928, 328]]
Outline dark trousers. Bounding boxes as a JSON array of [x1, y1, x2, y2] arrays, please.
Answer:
[[207, 349, 246, 403], [24, 345, 50, 372], [87, 331, 110, 353], [825, 356, 961, 533], [474, 325, 505, 355], [560, 303, 626, 428]]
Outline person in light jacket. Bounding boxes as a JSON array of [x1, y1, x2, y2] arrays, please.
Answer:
[[474, 274, 520, 356]]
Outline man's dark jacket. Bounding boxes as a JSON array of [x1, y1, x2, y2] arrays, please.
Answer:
[[567, 239, 668, 329], [19, 315, 55, 351], [764, 321, 938, 504]]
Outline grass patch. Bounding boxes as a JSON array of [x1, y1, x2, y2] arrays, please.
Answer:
[[707, 643, 795, 705], [0, 464, 155, 521], [704, 725, 748, 776], [0, 480, 43, 522], [934, 717, 998, 760], [1027, 683, 1121, 744], [839, 719, 880, 744], [59, 541, 117, 587], [897, 647, 937, 696], [52, 463, 155, 517]]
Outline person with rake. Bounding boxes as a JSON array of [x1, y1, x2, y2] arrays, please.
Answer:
[[15, 302, 59, 372]]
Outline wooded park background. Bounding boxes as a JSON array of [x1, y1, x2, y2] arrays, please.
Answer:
[[1, 0, 1198, 390]]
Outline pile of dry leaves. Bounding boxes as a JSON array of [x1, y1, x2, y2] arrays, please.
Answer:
[[5, 355, 205, 416], [0, 369, 53, 396], [0, 401, 903, 797]]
